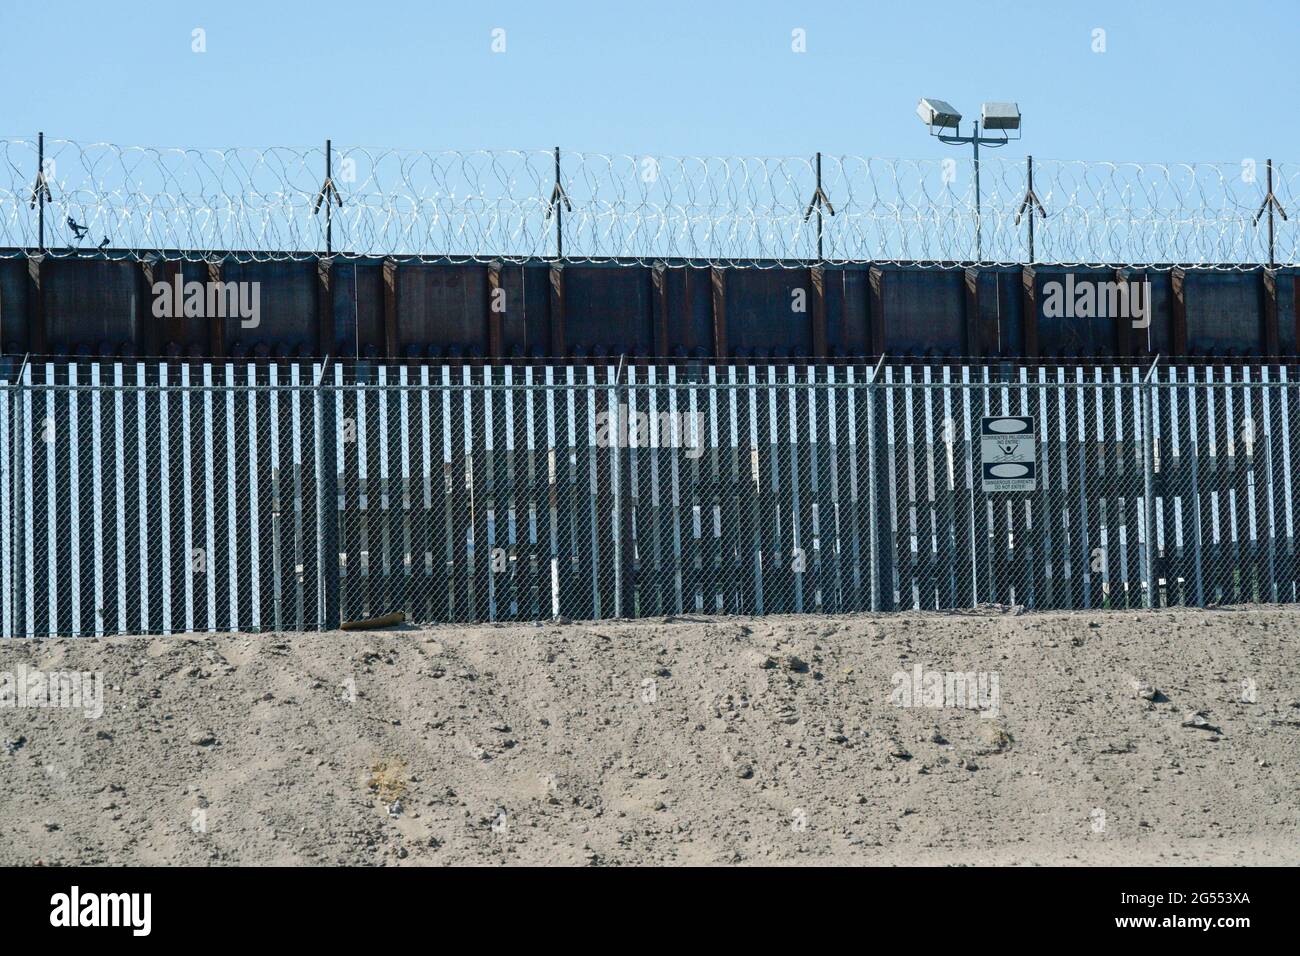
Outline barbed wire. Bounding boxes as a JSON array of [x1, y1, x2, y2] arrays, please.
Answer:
[[0, 138, 1294, 268]]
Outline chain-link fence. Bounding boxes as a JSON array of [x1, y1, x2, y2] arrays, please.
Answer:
[[2, 362, 325, 637], [3, 138, 1296, 267], [3, 360, 1298, 636]]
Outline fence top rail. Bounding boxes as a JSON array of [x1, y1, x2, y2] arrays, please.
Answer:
[[4, 368, 1297, 392], [4, 354, 1299, 368]]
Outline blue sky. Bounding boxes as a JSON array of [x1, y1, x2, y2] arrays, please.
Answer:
[[1, 0, 1296, 162]]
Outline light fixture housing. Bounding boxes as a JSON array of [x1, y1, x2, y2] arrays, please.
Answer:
[[916, 98, 962, 130], [980, 102, 1021, 131]]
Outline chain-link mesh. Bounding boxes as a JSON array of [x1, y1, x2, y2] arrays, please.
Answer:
[[2, 362, 324, 637], [2, 139, 1296, 268], [3, 360, 1299, 636]]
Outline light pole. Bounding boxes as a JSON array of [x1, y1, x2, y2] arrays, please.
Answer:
[[916, 99, 1021, 262]]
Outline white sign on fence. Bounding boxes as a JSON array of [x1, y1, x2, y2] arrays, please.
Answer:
[[980, 416, 1036, 492]]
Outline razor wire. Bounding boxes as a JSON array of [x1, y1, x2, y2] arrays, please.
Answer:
[[3, 359, 1300, 637], [1, 138, 1296, 268]]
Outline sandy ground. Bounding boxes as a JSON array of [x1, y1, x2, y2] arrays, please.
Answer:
[[1, 606, 1297, 866]]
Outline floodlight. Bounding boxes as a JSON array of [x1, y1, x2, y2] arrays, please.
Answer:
[[980, 102, 1021, 131], [913, 96, 1026, 260], [916, 98, 962, 130]]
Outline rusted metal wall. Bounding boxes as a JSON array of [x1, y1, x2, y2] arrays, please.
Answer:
[[1, 254, 1296, 360]]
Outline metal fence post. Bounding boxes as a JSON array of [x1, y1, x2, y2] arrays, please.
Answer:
[[1186, 369, 1206, 608], [32, 133, 48, 253], [1141, 357, 1159, 609], [315, 359, 340, 629], [547, 146, 571, 260], [313, 139, 342, 258], [1026, 154, 1034, 263], [866, 354, 890, 612], [611, 359, 624, 619], [10, 355, 30, 637], [1, 361, 19, 637], [8, 373, 15, 636]]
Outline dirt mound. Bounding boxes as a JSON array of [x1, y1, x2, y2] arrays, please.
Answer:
[[1, 607, 1297, 865]]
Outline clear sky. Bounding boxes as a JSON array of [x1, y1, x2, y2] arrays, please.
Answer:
[[1, 0, 1296, 162]]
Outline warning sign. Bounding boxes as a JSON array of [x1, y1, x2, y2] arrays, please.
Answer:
[[980, 416, 1036, 492]]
